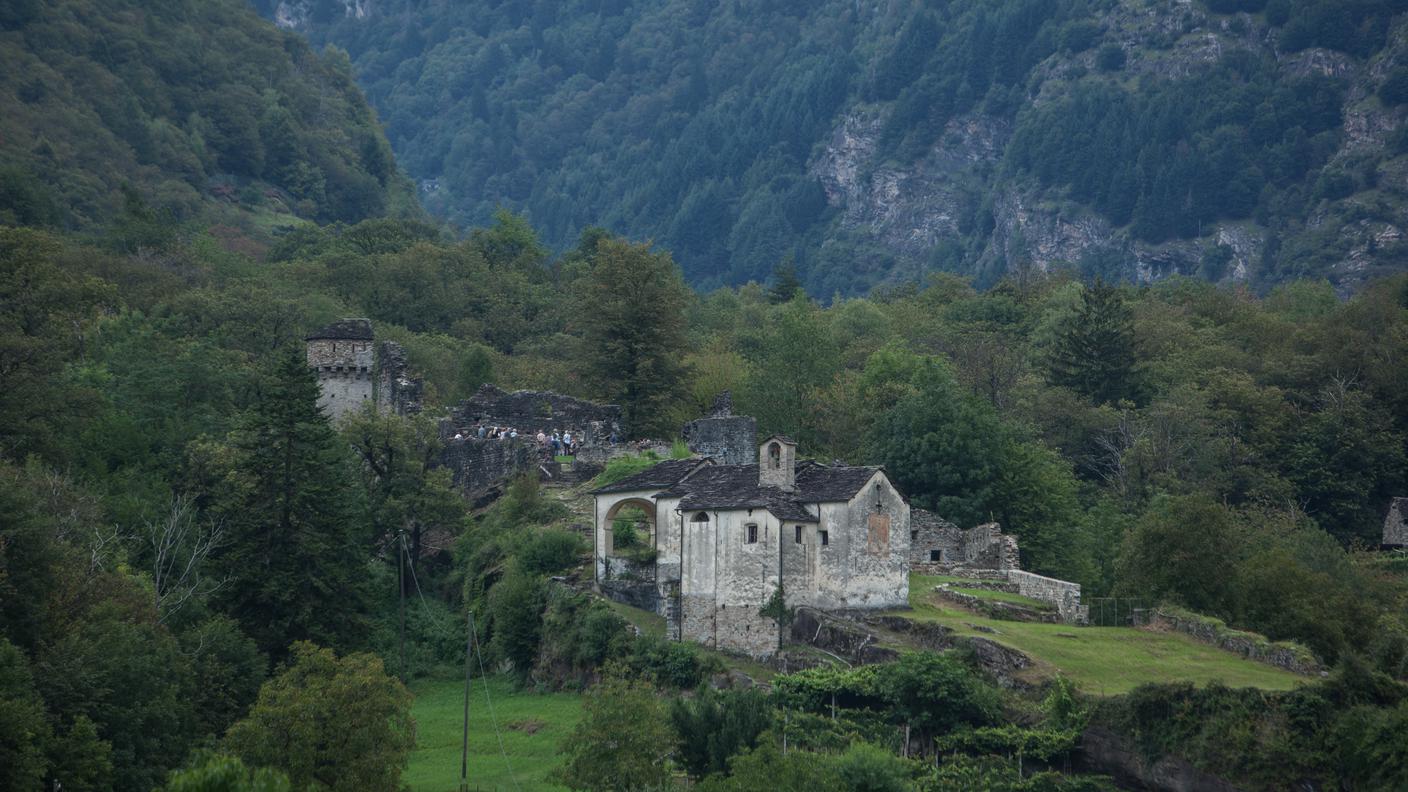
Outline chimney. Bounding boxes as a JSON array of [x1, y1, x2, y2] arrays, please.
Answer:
[[758, 436, 797, 492]]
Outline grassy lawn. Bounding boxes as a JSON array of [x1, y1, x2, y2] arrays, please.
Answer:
[[405, 676, 583, 792], [899, 577, 1306, 695]]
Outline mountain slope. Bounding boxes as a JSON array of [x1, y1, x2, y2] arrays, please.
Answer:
[[266, 0, 1408, 294], [0, 0, 417, 234]]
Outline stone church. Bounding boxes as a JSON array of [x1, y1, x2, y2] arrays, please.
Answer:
[[592, 401, 909, 657]]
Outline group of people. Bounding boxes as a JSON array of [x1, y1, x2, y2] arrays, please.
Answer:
[[449, 423, 584, 458]]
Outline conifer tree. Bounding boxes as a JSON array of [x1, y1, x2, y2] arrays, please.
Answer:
[[768, 259, 804, 304], [1047, 279, 1138, 405], [578, 236, 690, 437], [206, 347, 371, 658]]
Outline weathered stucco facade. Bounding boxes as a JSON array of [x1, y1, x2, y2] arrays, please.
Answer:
[[592, 432, 910, 657]]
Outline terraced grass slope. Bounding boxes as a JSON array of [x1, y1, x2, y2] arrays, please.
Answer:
[[900, 576, 1307, 695]]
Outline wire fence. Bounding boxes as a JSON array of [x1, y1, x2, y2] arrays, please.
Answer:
[[1085, 597, 1154, 627]]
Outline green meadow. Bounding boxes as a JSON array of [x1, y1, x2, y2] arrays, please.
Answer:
[[405, 677, 583, 792]]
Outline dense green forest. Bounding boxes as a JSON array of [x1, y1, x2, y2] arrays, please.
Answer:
[[5, 205, 1408, 788], [264, 0, 1408, 293], [0, 0, 418, 235], [4, 1, 1408, 790]]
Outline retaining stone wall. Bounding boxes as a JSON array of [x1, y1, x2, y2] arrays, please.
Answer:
[[1008, 570, 1087, 624], [439, 437, 537, 502], [1149, 609, 1323, 676]]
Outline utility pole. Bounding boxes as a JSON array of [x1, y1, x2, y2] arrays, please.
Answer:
[[460, 611, 474, 792], [398, 531, 407, 684]]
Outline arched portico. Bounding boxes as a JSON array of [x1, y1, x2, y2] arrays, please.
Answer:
[[593, 490, 663, 582]]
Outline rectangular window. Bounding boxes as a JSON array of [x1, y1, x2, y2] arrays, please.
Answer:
[[930, 550, 943, 562], [910, 530, 918, 541], [746, 524, 758, 544], [794, 525, 803, 544], [819, 530, 829, 546]]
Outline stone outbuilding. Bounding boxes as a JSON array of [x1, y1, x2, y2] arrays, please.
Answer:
[[1385, 497, 1408, 548], [909, 510, 1020, 572], [591, 435, 910, 658], [306, 318, 421, 422]]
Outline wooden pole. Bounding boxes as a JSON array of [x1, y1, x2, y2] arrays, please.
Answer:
[[460, 611, 473, 792], [398, 533, 407, 683]]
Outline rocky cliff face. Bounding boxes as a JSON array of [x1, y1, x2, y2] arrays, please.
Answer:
[[806, 3, 1408, 291], [269, 0, 370, 30]]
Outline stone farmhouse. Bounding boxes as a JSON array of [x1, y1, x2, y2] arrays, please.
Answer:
[[591, 405, 910, 657], [306, 318, 421, 421]]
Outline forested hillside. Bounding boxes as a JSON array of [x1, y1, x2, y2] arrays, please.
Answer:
[[263, 0, 1408, 294], [0, 0, 418, 238]]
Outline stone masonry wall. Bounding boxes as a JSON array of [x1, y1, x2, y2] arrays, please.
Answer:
[[1008, 570, 1086, 624], [451, 384, 621, 444], [909, 508, 963, 566], [307, 338, 376, 421], [1149, 609, 1322, 676], [909, 510, 1019, 571], [681, 414, 758, 466], [1384, 497, 1408, 547], [439, 437, 537, 502], [375, 340, 422, 415]]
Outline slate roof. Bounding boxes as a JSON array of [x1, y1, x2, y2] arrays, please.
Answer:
[[660, 460, 886, 523], [594, 454, 888, 523], [591, 458, 711, 495], [307, 318, 374, 341], [795, 461, 883, 503]]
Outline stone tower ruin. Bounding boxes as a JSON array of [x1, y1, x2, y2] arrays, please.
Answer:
[[306, 318, 421, 422]]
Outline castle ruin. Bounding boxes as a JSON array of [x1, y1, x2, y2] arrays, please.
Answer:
[[306, 318, 421, 421]]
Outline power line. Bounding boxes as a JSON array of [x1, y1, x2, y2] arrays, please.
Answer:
[[471, 615, 522, 792]]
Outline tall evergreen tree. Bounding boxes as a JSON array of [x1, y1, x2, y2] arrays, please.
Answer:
[[767, 259, 804, 304], [205, 348, 371, 658], [1047, 279, 1139, 405], [578, 236, 690, 437]]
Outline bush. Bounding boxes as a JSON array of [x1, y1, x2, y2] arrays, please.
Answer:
[[627, 634, 724, 690], [591, 452, 664, 488], [518, 529, 584, 576], [162, 753, 292, 792], [225, 643, 414, 792]]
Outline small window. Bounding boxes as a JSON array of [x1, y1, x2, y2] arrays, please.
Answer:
[[746, 524, 758, 544], [819, 530, 829, 546], [768, 442, 781, 469], [794, 525, 803, 544], [910, 530, 918, 541], [690, 512, 710, 523], [929, 550, 942, 562]]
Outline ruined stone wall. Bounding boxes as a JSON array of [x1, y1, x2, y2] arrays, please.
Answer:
[[964, 523, 1020, 570], [1384, 497, 1408, 547], [375, 340, 422, 415], [439, 437, 537, 502], [909, 509, 963, 565], [1149, 609, 1322, 676], [681, 415, 757, 466], [307, 338, 376, 421], [451, 384, 621, 444], [909, 512, 1019, 571]]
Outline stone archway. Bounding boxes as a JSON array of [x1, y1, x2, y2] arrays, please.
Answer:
[[603, 497, 657, 558]]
